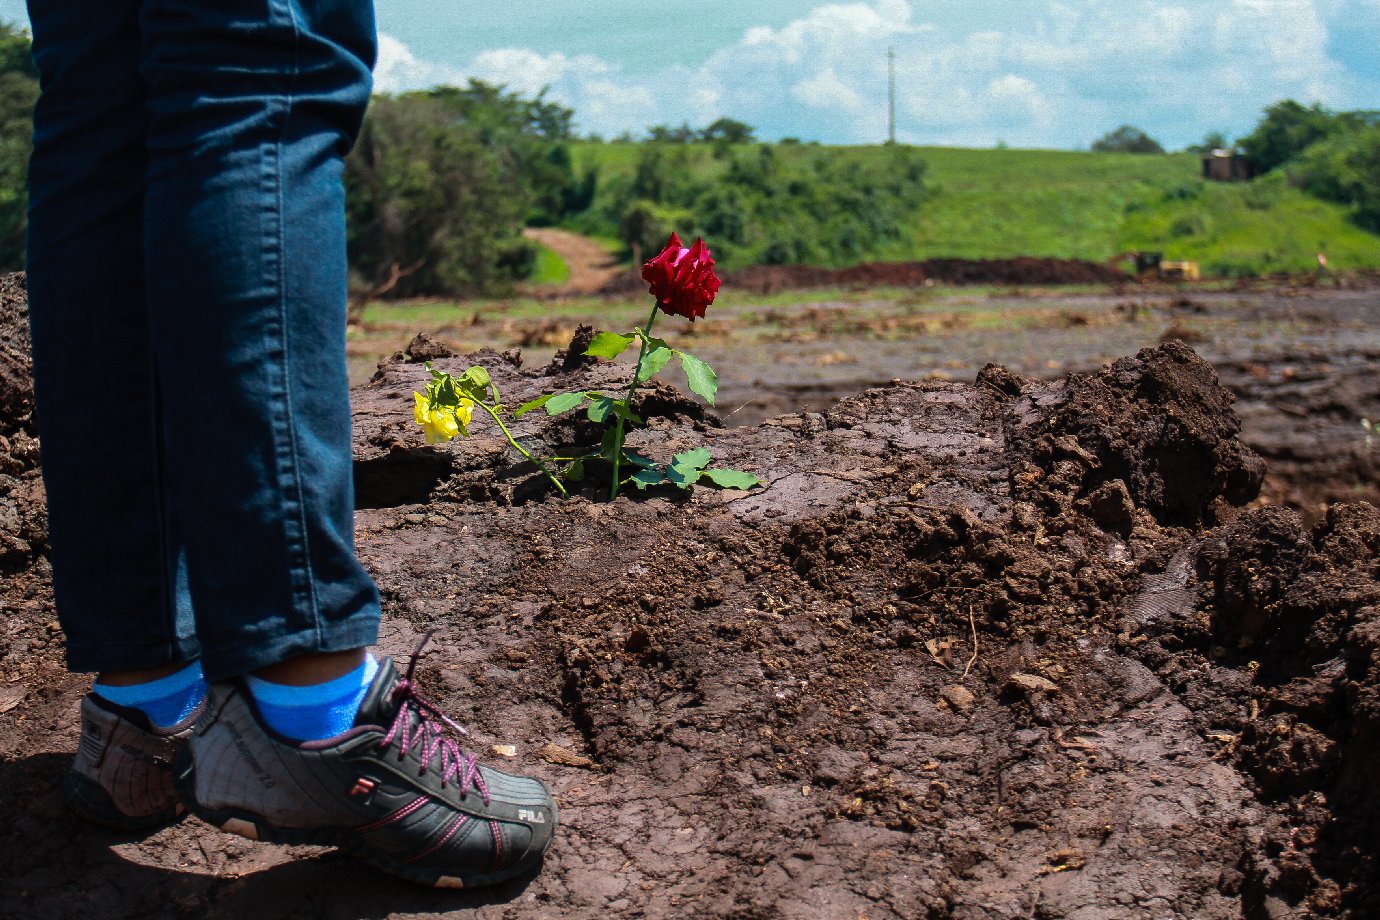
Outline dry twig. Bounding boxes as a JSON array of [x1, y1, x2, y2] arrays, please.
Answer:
[[963, 605, 979, 678]]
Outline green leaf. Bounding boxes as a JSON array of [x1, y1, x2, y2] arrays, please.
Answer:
[[563, 459, 585, 482], [672, 447, 713, 471], [636, 346, 674, 383], [545, 392, 587, 416], [666, 464, 702, 489], [587, 396, 616, 423], [629, 468, 666, 490], [622, 448, 658, 469], [703, 468, 762, 490], [514, 394, 552, 418], [460, 365, 491, 388], [613, 403, 644, 425], [678, 352, 718, 404], [457, 366, 492, 400], [584, 331, 635, 359]]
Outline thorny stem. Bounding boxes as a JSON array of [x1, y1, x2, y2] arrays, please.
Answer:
[[474, 401, 569, 498], [609, 302, 662, 500]]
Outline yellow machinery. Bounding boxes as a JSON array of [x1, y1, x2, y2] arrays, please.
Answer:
[[1159, 260, 1200, 281]]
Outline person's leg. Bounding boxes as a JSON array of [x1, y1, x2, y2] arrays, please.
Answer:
[[26, 0, 207, 828], [142, 4, 559, 883], [25, 0, 199, 680], [138, 0, 380, 682]]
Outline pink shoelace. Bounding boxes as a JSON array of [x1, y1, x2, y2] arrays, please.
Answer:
[[377, 635, 491, 805]]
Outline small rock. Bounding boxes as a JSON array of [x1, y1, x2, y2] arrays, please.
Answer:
[[813, 748, 864, 786], [1008, 672, 1060, 694], [403, 513, 427, 525], [940, 685, 975, 711], [1078, 479, 1135, 537], [539, 743, 598, 770], [404, 332, 454, 361], [0, 685, 24, 715], [491, 744, 517, 758]]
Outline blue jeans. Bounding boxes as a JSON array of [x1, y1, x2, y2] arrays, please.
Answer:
[[25, 0, 381, 681]]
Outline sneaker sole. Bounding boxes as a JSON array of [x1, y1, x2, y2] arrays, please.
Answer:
[[63, 771, 186, 832], [173, 751, 556, 889]]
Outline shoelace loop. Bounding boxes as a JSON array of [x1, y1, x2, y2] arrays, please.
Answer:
[[377, 633, 491, 806]]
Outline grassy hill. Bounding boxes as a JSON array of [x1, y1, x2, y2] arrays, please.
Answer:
[[566, 142, 1380, 276]]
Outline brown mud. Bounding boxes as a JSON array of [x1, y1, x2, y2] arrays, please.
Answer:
[[2, 274, 1379, 918], [599, 257, 1130, 299]]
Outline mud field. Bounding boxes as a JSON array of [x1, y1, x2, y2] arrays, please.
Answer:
[[2, 271, 1379, 919]]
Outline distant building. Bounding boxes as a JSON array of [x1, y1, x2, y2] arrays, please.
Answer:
[[1202, 149, 1252, 181]]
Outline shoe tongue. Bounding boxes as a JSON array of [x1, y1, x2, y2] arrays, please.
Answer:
[[353, 657, 402, 727]]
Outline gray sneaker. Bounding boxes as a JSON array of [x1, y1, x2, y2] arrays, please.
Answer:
[[173, 655, 558, 889], [64, 694, 201, 831]]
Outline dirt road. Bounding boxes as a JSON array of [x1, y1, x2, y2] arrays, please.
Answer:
[[522, 228, 625, 295]]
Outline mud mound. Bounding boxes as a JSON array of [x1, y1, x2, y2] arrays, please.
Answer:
[[0, 275, 44, 571], [0, 272, 31, 434], [1130, 504, 1380, 916], [1001, 341, 1265, 527], [600, 258, 1129, 298], [1, 291, 1377, 917]]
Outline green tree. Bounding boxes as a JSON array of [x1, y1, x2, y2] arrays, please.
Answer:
[[1238, 100, 1340, 173], [1291, 124, 1380, 232], [1185, 130, 1229, 154], [1091, 125, 1165, 154], [602, 141, 929, 269], [345, 94, 527, 297], [424, 81, 588, 226], [0, 22, 37, 271], [344, 82, 601, 296], [647, 123, 698, 144]]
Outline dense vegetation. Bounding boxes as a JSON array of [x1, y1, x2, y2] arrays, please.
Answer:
[[1237, 100, 1380, 233], [0, 23, 37, 272], [1091, 125, 1165, 155], [573, 143, 1380, 277], [571, 141, 930, 269], [343, 83, 591, 298]]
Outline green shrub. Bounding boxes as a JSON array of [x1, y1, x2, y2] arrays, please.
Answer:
[[1169, 214, 1210, 238], [0, 24, 37, 271], [598, 142, 930, 268], [344, 83, 596, 296], [1290, 126, 1380, 231]]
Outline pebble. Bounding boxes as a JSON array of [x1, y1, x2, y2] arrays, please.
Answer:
[[940, 685, 976, 711]]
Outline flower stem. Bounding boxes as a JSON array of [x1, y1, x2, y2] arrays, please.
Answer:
[[609, 303, 662, 500], [476, 401, 569, 498]]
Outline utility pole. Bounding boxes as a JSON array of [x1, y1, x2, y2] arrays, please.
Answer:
[[887, 46, 896, 145]]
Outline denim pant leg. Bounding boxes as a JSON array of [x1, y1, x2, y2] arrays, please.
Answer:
[[137, 0, 381, 681], [26, 0, 201, 673]]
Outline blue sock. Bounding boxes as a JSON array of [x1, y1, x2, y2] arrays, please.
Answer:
[[93, 661, 208, 729], [245, 655, 379, 742]]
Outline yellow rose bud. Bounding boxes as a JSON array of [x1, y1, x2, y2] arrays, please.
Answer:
[[455, 397, 475, 430], [413, 392, 460, 443]]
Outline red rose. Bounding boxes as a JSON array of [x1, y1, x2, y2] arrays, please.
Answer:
[[641, 233, 721, 321]]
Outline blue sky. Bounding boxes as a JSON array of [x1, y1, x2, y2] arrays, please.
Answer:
[[3, 0, 1377, 148]]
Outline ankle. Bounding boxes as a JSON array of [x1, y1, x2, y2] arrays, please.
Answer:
[[97, 662, 191, 687], [252, 649, 367, 686], [92, 660, 207, 729]]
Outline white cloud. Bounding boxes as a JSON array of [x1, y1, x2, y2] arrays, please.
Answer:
[[792, 67, 867, 111], [374, 0, 1369, 148], [373, 33, 463, 94], [467, 49, 612, 99]]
